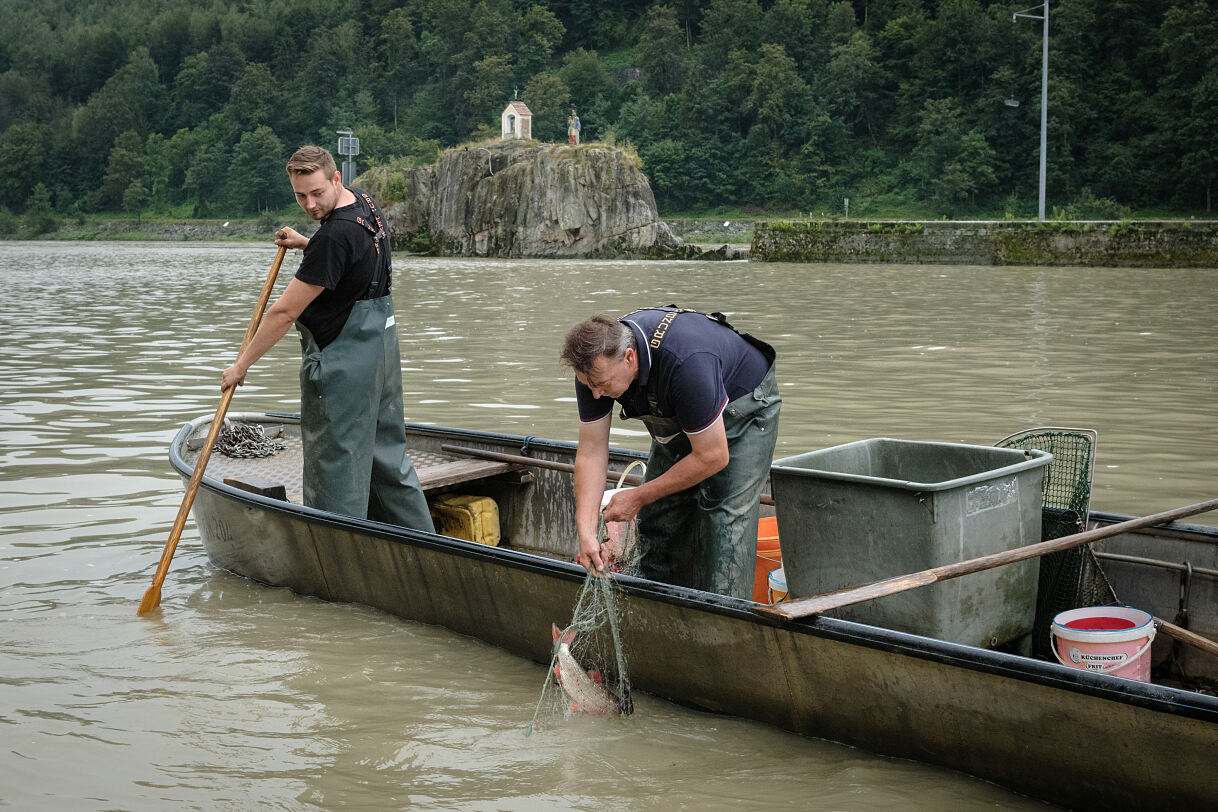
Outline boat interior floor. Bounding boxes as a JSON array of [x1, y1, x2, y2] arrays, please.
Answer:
[[186, 421, 517, 504]]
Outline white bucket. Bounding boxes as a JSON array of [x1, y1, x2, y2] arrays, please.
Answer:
[[767, 566, 788, 603], [602, 461, 645, 560], [1050, 606, 1156, 682]]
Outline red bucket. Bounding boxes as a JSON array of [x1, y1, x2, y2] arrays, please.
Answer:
[[1050, 606, 1156, 682]]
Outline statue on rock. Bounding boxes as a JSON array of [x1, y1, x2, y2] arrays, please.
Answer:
[[567, 110, 581, 145]]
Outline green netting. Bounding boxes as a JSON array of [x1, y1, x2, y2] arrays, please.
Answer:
[[998, 429, 1095, 516], [526, 516, 639, 733], [996, 428, 1117, 659]]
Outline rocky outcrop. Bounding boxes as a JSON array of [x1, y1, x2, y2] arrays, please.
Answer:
[[358, 140, 684, 258]]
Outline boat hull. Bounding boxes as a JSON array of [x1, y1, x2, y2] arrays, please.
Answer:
[[173, 414, 1218, 811]]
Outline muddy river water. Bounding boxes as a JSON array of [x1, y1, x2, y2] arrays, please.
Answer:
[[1, 240, 1214, 809]]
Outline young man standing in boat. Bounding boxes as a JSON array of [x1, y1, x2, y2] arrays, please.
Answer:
[[560, 307, 780, 598], [220, 145, 434, 532]]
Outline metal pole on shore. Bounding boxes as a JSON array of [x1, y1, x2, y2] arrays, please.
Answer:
[[1013, 1, 1049, 222]]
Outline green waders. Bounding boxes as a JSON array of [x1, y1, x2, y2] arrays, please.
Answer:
[[634, 366, 780, 599], [297, 295, 434, 531]]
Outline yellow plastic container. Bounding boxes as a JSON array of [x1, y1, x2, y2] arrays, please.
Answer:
[[429, 494, 500, 546]]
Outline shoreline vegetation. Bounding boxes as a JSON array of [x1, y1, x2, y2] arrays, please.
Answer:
[[8, 213, 1218, 267], [12, 212, 1218, 243], [5, 0, 1215, 248]]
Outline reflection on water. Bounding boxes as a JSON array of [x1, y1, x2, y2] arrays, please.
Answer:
[[2, 241, 1215, 809]]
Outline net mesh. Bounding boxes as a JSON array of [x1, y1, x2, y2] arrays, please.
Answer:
[[995, 428, 1117, 659], [527, 517, 639, 733]]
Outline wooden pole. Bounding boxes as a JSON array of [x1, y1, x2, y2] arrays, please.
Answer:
[[755, 497, 1218, 621], [138, 245, 287, 615], [1156, 618, 1218, 660]]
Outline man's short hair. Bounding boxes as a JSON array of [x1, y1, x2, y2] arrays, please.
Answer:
[[560, 315, 635, 374], [286, 145, 337, 177]]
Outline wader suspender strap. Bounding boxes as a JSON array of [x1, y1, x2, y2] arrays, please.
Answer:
[[626, 305, 776, 419], [328, 190, 391, 299], [641, 306, 696, 416]]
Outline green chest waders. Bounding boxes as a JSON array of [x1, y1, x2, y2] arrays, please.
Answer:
[[623, 309, 781, 599], [298, 295, 434, 531]]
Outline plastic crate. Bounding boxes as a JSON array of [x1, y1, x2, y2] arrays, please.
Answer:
[[771, 438, 1051, 647]]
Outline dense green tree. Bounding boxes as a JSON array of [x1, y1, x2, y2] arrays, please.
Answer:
[[55, 24, 127, 103], [698, 0, 765, 73], [816, 31, 885, 142], [0, 71, 55, 132], [742, 45, 813, 149], [523, 72, 573, 141], [23, 182, 57, 235], [515, 5, 566, 85], [227, 126, 287, 214], [71, 48, 169, 157], [166, 129, 202, 203], [1157, 2, 1218, 211], [379, 8, 422, 128], [1, 0, 1214, 218], [462, 55, 516, 132], [0, 121, 50, 210], [100, 131, 146, 212], [637, 6, 688, 96], [223, 64, 283, 136], [143, 134, 172, 211], [762, 0, 831, 80], [123, 180, 150, 218], [183, 143, 229, 216], [908, 99, 997, 213], [174, 43, 247, 128]]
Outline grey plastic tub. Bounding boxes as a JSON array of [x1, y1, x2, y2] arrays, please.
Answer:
[[770, 438, 1051, 647]]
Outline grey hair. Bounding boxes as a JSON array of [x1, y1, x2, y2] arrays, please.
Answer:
[[559, 315, 635, 374]]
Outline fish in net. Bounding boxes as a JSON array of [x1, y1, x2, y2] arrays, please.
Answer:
[[527, 515, 640, 733]]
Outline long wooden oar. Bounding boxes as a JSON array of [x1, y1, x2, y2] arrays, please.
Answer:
[[1156, 618, 1218, 660], [440, 443, 777, 506], [755, 497, 1218, 621], [138, 244, 287, 615]]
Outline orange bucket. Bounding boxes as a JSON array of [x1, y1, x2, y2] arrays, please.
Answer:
[[753, 516, 782, 603]]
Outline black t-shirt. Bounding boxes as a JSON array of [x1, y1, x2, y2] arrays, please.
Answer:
[[295, 188, 388, 349]]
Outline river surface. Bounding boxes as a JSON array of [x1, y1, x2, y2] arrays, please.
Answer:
[[2, 241, 1215, 810]]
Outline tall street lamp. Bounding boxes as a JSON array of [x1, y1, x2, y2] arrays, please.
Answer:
[[1013, 2, 1048, 221]]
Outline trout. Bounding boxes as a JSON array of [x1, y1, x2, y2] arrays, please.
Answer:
[[551, 624, 628, 716]]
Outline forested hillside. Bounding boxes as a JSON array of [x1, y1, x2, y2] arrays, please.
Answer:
[[1, 0, 1215, 225]]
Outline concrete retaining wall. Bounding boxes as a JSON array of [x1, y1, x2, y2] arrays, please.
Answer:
[[751, 220, 1218, 267]]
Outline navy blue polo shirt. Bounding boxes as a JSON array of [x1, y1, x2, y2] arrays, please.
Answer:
[[575, 308, 770, 434]]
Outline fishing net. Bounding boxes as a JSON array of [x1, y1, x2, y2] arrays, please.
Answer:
[[526, 487, 643, 733], [995, 428, 1118, 659]]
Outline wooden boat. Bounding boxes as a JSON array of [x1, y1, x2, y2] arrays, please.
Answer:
[[170, 412, 1218, 811]]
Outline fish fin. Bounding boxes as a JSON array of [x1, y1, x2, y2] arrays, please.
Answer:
[[560, 627, 577, 647], [551, 623, 561, 644], [571, 701, 582, 712], [553, 664, 562, 680], [589, 668, 603, 684]]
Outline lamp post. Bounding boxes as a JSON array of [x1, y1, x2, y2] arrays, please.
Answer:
[[1013, 2, 1048, 221]]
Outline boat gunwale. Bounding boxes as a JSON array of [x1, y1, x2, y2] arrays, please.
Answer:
[[169, 413, 1218, 725]]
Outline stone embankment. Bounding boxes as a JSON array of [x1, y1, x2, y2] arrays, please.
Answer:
[[54, 221, 277, 241], [752, 220, 1218, 267], [360, 140, 697, 259]]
